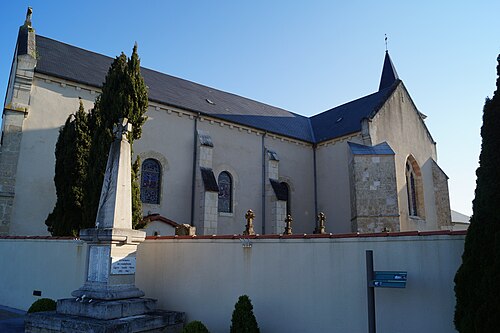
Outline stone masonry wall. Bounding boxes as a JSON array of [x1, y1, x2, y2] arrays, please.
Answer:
[[0, 44, 37, 234], [350, 154, 400, 232], [432, 160, 452, 229]]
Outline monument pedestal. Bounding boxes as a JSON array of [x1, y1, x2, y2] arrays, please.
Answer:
[[25, 309, 185, 333]]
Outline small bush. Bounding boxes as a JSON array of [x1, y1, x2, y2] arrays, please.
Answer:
[[230, 295, 260, 333], [27, 298, 56, 313], [182, 320, 210, 333]]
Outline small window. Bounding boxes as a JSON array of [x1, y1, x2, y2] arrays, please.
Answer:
[[141, 159, 161, 204], [218, 171, 232, 213], [281, 182, 291, 216]]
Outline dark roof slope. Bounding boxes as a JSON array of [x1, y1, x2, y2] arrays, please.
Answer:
[[35, 36, 314, 142], [34, 35, 396, 144], [379, 51, 399, 91], [310, 82, 399, 142]]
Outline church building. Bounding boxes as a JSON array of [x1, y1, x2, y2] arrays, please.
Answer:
[[0, 11, 452, 236]]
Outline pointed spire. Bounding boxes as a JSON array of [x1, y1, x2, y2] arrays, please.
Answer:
[[378, 51, 399, 91]]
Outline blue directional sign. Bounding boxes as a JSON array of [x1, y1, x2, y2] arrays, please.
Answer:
[[371, 271, 407, 288]]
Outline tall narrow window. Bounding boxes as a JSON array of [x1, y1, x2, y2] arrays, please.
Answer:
[[141, 159, 161, 204], [218, 171, 232, 213], [405, 156, 424, 218], [281, 182, 291, 216]]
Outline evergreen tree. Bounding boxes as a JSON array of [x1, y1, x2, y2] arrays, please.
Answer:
[[230, 295, 260, 333], [454, 54, 500, 332], [84, 44, 148, 229], [45, 100, 91, 236], [48, 45, 148, 235]]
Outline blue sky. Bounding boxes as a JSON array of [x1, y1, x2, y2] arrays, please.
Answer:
[[1, 1, 499, 216]]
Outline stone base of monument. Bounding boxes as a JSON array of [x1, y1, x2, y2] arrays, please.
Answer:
[[25, 298, 185, 333]]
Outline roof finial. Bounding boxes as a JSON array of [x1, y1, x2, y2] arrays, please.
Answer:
[[385, 34, 388, 52], [24, 7, 33, 27]]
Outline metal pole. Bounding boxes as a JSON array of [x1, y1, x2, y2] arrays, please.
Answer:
[[366, 250, 376, 333]]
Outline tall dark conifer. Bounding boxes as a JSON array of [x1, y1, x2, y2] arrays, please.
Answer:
[[84, 44, 148, 229], [454, 54, 500, 332], [45, 100, 91, 236]]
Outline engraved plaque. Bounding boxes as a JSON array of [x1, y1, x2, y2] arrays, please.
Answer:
[[87, 246, 110, 282], [111, 257, 136, 275]]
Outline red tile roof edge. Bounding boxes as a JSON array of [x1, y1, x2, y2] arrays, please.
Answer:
[[144, 229, 467, 241], [0, 230, 466, 241]]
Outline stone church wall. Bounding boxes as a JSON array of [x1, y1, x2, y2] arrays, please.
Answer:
[[4, 72, 318, 236], [349, 153, 399, 232], [315, 134, 364, 233], [6, 76, 96, 235], [368, 84, 449, 231]]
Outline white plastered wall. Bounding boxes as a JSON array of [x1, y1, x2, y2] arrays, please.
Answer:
[[9, 77, 96, 235], [368, 84, 440, 231], [315, 134, 364, 233]]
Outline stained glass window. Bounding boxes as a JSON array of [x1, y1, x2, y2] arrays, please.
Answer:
[[406, 161, 418, 216], [141, 159, 161, 204], [218, 171, 232, 213]]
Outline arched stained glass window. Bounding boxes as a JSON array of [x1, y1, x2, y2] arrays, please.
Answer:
[[405, 156, 424, 218], [218, 171, 232, 213], [141, 159, 161, 204]]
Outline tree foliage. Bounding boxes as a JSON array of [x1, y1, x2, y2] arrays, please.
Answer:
[[454, 54, 500, 332], [230, 295, 260, 333], [47, 45, 148, 235], [27, 298, 57, 313], [84, 44, 148, 229], [182, 320, 210, 333], [45, 100, 91, 236]]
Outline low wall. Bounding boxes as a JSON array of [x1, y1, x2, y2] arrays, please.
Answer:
[[0, 237, 87, 310], [0, 232, 465, 332]]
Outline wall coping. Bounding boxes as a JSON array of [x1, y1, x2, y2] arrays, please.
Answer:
[[144, 229, 466, 240], [0, 230, 466, 241]]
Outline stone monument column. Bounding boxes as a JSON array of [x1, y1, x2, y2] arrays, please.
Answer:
[[27, 118, 185, 332], [71, 118, 146, 301]]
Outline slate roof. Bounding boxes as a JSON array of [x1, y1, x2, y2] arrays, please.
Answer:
[[379, 51, 399, 91], [310, 82, 399, 142], [200, 167, 219, 192], [348, 141, 395, 155], [34, 35, 399, 144]]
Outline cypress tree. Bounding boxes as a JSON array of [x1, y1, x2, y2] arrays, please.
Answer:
[[84, 44, 148, 229], [48, 45, 148, 235], [454, 54, 500, 332], [230, 295, 260, 333], [46, 100, 91, 236]]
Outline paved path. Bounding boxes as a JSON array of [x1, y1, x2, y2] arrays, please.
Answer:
[[0, 305, 25, 332]]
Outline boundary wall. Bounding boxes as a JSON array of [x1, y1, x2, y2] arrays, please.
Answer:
[[0, 231, 465, 333]]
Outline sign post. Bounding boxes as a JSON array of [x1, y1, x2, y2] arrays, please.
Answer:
[[366, 250, 376, 333], [366, 250, 407, 333]]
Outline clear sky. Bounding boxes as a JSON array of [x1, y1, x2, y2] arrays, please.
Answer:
[[1, 1, 499, 216]]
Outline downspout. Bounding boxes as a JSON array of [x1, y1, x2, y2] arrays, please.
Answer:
[[261, 132, 267, 234], [190, 113, 200, 225], [313, 144, 318, 218]]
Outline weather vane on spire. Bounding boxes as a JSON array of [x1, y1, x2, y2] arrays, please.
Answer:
[[385, 34, 388, 52]]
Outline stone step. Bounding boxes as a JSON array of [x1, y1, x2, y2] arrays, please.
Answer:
[[57, 297, 157, 320], [25, 309, 185, 333]]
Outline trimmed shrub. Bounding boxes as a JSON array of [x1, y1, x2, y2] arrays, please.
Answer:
[[182, 320, 210, 333], [27, 298, 56, 313], [230, 295, 260, 333]]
